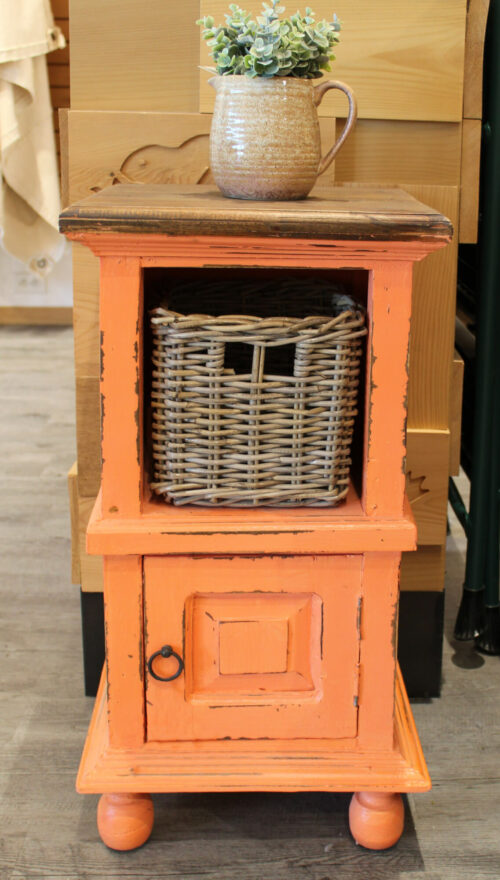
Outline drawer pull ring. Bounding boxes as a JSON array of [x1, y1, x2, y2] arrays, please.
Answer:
[[147, 645, 184, 682]]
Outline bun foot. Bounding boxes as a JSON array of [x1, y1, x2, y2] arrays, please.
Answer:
[[349, 791, 404, 850], [97, 793, 154, 850]]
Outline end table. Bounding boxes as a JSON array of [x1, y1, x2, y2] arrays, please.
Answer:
[[60, 184, 451, 851]]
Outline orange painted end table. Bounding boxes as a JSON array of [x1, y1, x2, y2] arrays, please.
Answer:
[[60, 184, 452, 852]]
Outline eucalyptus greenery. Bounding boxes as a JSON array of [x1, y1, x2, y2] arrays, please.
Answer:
[[198, 1, 341, 79]]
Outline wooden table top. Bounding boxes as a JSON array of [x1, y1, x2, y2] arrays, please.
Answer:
[[59, 184, 453, 242]]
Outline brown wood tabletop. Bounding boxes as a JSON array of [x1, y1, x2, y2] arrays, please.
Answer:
[[59, 184, 453, 241]]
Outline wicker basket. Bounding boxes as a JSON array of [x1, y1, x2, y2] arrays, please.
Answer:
[[150, 288, 366, 507]]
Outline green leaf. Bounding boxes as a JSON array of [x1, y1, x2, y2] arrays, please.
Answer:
[[199, 2, 342, 79]]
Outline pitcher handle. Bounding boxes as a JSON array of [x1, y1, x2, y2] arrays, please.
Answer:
[[313, 80, 357, 176]]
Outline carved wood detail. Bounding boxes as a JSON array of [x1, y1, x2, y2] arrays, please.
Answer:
[[89, 136, 213, 196]]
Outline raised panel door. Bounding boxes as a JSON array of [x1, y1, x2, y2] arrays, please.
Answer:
[[144, 555, 362, 742]]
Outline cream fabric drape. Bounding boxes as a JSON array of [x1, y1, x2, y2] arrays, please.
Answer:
[[0, 0, 66, 276]]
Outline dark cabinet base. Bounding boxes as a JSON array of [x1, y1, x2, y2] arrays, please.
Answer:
[[397, 591, 445, 698]]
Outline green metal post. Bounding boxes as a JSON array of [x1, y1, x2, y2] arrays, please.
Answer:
[[475, 245, 500, 652], [455, 0, 500, 640]]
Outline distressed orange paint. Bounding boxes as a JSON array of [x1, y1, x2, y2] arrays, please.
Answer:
[[62, 185, 451, 851], [145, 555, 360, 742], [100, 257, 143, 516], [103, 555, 145, 749], [363, 264, 413, 517]]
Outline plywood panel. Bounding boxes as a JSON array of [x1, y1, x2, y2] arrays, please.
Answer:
[[405, 185, 459, 429], [334, 119, 462, 186], [75, 375, 101, 497], [67, 111, 212, 204], [400, 545, 446, 591], [79, 493, 103, 593], [0, 307, 72, 325], [66, 109, 337, 205], [406, 428, 450, 546], [67, 461, 80, 584], [459, 118, 482, 243], [449, 350, 464, 476], [72, 244, 100, 377], [69, 0, 201, 111], [59, 109, 69, 208], [199, 1, 467, 122], [463, 0, 490, 119]]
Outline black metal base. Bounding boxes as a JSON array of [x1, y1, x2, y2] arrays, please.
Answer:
[[80, 590, 105, 697], [397, 590, 445, 698], [475, 606, 500, 655], [454, 586, 485, 640]]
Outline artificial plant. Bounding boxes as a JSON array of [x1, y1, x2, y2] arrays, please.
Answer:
[[198, 2, 341, 79]]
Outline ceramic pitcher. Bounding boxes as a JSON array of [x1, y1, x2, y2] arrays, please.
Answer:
[[209, 75, 357, 201]]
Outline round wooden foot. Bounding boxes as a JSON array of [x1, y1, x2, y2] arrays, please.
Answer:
[[349, 792, 404, 850], [97, 793, 154, 851]]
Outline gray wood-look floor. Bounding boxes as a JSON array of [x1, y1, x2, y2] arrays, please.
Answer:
[[1, 325, 499, 880]]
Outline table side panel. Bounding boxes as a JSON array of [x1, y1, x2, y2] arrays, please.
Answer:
[[103, 555, 145, 748], [100, 257, 143, 516], [363, 263, 413, 518]]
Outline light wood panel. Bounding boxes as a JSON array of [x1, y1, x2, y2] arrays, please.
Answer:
[[334, 119, 462, 187], [459, 118, 482, 243], [75, 375, 100, 497], [79, 493, 104, 592], [69, 0, 201, 111], [199, 1, 468, 122], [405, 184, 459, 429], [449, 350, 465, 476], [463, 0, 490, 119], [67, 461, 80, 584], [0, 307, 72, 325], [406, 428, 450, 546], [400, 545, 446, 591], [66, 111, 213, 203], [72, 245, 100, 377], [58, 109, 69, 208], [65, 110, 338, 205]]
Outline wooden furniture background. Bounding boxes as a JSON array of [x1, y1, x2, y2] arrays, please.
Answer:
[[64, 0, 489, 697]]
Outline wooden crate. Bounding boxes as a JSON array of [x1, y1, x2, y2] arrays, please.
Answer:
[[406, 428, 451, 546], [69, 0, 201, 112], [198, 1, 467, 122]]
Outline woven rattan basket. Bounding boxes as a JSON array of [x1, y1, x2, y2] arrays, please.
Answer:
[[150, 287, 366, 507]]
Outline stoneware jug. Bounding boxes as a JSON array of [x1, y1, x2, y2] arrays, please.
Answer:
[[209, 75, 357, 201]]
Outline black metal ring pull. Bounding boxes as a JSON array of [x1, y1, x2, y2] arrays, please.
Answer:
[[147, 645, 184, 682]]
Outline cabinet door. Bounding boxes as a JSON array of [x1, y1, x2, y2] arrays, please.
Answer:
[[144, 555, 361, 742]]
